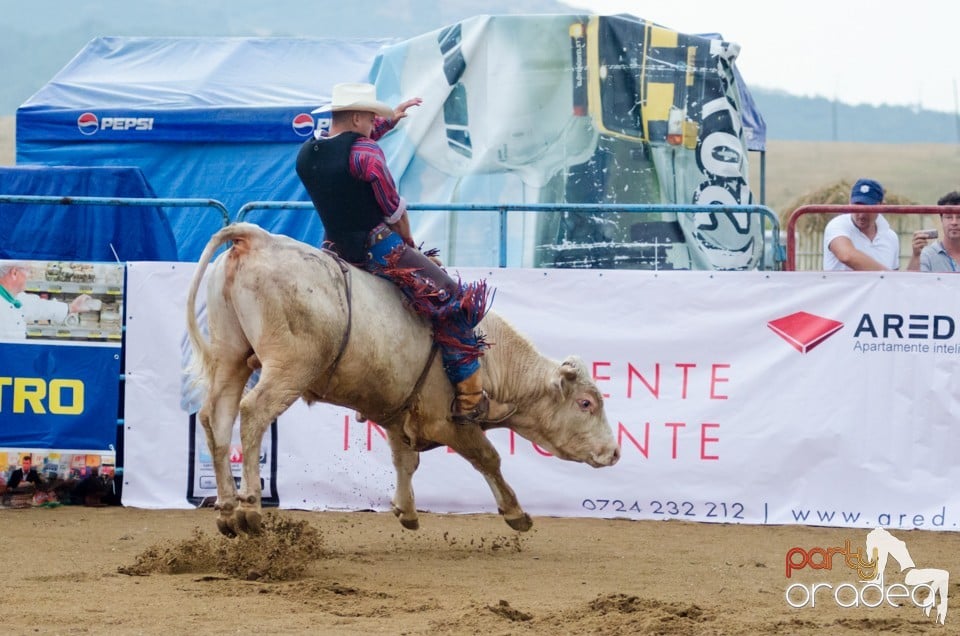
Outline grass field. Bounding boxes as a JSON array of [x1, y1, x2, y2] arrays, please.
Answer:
[[751, 139, 960, 219], [4, 114, 959, 223]]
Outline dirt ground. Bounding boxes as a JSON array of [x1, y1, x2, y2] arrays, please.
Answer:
[[2, 506, 957, 635]]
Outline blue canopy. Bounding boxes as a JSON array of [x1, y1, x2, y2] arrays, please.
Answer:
[[0, 165, 177, 261], [16, 36, 395, 260]]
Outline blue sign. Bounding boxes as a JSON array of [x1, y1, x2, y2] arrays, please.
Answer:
[[0, 343, 120, 450]]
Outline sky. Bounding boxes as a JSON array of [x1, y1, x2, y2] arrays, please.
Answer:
[[563, 0, 959, 114]]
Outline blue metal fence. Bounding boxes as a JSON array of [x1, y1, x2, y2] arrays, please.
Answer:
[[237, 201, 785, 270], [0, 194, 230, 227]]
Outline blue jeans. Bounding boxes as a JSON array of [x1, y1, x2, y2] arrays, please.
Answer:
[[363, 226, 484, 384]]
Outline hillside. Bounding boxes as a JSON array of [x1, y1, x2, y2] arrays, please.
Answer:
[[750, 89, 960, 144]]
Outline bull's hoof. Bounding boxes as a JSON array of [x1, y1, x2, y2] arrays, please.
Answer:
[[392, 504, 419, 530], [505, 513, 534, 532], [216, 517, 238, 538], [236, 509, 263, 535]]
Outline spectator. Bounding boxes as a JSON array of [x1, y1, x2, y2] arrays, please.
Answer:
[[822, 178, 899, 271], [906, 191, 960, 272]]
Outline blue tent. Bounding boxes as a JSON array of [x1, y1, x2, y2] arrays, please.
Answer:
[[16, 36, 395, 260], [0, 165, 177, 261]]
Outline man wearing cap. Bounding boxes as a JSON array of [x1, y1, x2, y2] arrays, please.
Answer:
[[822, 178, 900, 271], [295, 82, 515, 425]]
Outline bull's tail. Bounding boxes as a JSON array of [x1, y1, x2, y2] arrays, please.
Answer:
[[185, 222, 268, 388]]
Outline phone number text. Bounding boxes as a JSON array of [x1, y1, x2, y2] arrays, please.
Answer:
[[582, 498, 746, 520]]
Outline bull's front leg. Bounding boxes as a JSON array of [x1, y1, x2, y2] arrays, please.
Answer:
[[386, 424, 420, 530], [444, 425, 532, 532]]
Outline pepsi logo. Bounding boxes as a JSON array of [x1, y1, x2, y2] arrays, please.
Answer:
[[77, 112, 99, 136], [292, 113, 315, 137]]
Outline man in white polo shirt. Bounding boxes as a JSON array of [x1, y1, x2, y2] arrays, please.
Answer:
[[822, 178, 900, 271]]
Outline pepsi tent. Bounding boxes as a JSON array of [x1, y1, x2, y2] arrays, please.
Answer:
[[16, 17, 767, 269], [16, 36, 396, 260]]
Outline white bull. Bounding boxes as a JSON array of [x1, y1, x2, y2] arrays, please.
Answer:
[[185, 223, 620, 537]]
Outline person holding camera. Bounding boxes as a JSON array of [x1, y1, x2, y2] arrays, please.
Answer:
[[906, 191, 960, 272], [822, 178, 899, 271]]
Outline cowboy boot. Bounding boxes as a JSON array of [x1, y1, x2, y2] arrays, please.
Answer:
[[451, 369, 516, 425]]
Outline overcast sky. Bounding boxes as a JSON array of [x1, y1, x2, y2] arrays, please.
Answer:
[[563, 0, 958, 114]]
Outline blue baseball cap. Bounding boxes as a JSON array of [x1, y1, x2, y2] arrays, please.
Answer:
[[850, 178, 885, 205]]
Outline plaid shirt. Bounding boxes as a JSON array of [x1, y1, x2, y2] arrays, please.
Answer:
[[347, 117, 402, 222]]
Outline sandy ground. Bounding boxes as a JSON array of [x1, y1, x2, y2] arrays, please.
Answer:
[[1, 505, 957, 635]]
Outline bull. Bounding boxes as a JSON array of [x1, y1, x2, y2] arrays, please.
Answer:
[[185, 223, 620, 537]]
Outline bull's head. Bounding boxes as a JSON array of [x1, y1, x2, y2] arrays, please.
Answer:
[[509, 355, 620, 468]]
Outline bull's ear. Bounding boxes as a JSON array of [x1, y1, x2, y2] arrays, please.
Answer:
[[552, 357, 580, 397]]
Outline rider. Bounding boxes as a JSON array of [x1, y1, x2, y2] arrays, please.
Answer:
[[295, 82, 515, 425]]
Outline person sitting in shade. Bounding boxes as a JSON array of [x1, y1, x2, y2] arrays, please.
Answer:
[[822, 178, 899, 271]]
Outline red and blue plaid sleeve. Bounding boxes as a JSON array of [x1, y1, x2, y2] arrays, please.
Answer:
[[349, 137, 405, 223], [369, 116, 395, 141]]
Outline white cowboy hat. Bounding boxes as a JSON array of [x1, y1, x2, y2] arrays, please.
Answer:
[[311, 82, 393, 119]]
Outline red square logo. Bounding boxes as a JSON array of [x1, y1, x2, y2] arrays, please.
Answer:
[[768, 311, 843, 353]]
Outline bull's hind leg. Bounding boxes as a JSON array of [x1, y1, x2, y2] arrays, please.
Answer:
[[444, 426, 533, 532], [198, 358, 250, 538], [234, 366, 301, 534], [386, 424, 421, 530]]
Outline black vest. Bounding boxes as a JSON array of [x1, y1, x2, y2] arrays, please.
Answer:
[[296, 132, 386, 259]]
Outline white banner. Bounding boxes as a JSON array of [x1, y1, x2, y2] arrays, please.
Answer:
[[123, 263, 960, 531]]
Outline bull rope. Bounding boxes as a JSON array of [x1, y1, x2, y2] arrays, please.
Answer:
[[321, 249, 441, 426], [378, 342, 439, 425]]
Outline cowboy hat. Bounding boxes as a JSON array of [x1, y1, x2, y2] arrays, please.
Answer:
[[311, 82, 393, 119]]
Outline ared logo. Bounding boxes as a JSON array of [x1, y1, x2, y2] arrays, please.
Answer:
[[291, 113, 315, 137], [768, 311, 843, 354], [77, 112, 99, 136]]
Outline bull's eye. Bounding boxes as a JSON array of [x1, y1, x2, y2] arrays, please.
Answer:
[[577, 398, 593, 412]]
